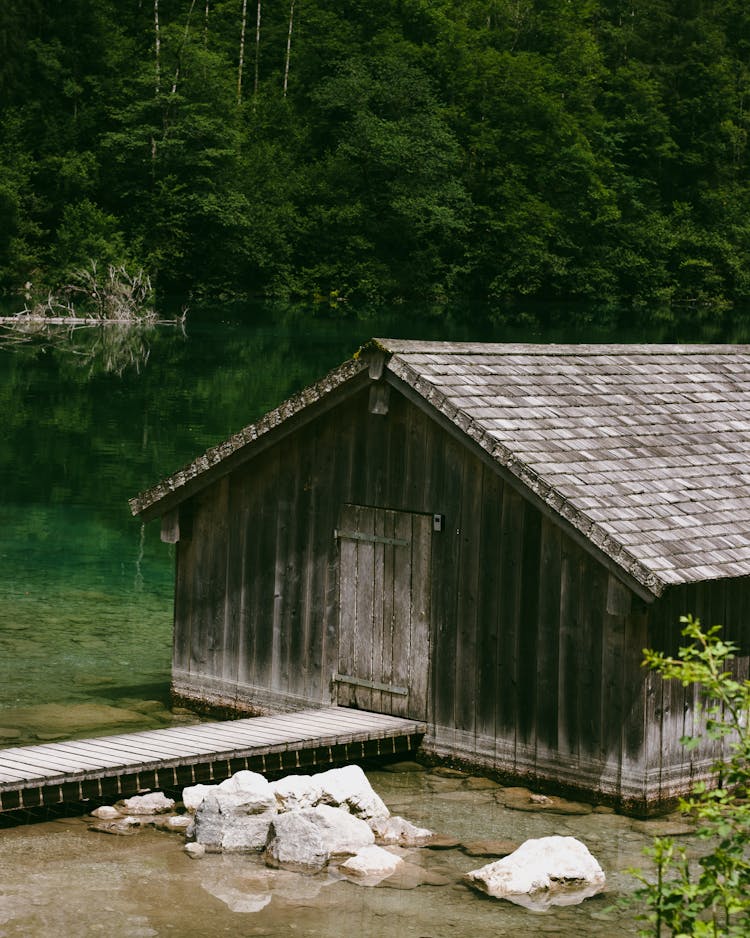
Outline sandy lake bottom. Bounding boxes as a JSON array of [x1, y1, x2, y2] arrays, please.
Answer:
[[0, 763, 699, 938]]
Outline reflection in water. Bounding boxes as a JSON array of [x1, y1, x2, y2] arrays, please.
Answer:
[[0, 318, 185, 376]]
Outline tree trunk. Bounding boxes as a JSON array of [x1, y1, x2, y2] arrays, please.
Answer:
[[238, 0, 248, 105], [170, 0, 197, 96], [154, 0, 161, 94], [253, 0, 261, 101], [283, 0, 295, 98]]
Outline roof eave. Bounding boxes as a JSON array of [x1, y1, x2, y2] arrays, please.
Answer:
[[129, 357, 370, 522]]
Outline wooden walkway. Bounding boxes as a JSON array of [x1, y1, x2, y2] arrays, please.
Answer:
[[0, 707, 426, 813]]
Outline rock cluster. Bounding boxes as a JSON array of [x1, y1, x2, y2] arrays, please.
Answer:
[[182, 765, 431, 881], [86, 766, 607, 904]]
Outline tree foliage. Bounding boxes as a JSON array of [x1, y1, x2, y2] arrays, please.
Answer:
[[629, 616, 750, 937], [2, 0, 750, 310]]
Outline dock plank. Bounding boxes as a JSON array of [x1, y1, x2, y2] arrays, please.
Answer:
[[0, 707, 426, 811]]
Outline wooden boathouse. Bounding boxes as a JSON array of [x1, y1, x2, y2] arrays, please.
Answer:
[[130, 341, 750, 813]]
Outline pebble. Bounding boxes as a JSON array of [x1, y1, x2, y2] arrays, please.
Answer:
[[430, 767, 467, 779], [464, 776, 501, 790], [90, 806, 122, 820], [424, 834, 462, 850], [380, 761, 426, 774], [184, 843, 206, 859], [461, 839, 519, 858]]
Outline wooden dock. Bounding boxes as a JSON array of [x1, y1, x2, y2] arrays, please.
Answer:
[[0, 707, 426, 813]]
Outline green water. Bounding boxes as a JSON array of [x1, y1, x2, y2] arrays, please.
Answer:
[[0, 308, 381, 743]]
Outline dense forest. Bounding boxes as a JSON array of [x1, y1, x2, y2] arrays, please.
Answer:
[[1, 0, 750, 311]]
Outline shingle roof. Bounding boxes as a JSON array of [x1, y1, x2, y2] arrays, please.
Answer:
[[130, 340, 750, 597], [380, 341, 750, 595]]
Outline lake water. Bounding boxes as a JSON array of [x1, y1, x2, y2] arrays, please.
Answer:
[[0, 302, 728, 935]]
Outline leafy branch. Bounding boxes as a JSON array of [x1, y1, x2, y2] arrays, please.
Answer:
[[628, 616, 750, 937]]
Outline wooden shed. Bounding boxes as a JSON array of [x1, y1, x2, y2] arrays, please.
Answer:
[[130, 341, 750, 812]]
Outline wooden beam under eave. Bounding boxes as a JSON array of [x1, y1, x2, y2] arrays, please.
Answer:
[[161, 508, 180, 543], [369, 383, 390, 415]]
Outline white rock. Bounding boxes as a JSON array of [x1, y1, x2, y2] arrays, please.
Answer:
[[216, 771, 276, 813], [369, 815, 433, 846], [119, 792, 175, 815], [182, 783, 216, 813], [265, 805, 375, 873], [193, 793, 276, 852], [466, 836, 606, 908], [220, 814, 277, 852], [269, 774, 323, 812], [339, 844, 403, 881], [184, 842, 206, 859], [162, 815, 192, 831], [315, 765, 390, 819], [90, 806, 122, 819]]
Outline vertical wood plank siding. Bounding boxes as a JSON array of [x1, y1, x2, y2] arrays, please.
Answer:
[[171, 385, 750, 809]]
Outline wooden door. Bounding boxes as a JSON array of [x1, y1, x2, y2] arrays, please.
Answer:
[[334, 505, 431, 719]]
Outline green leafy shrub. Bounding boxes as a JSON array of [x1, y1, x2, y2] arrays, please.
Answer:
[[630, 616, 750, 937]]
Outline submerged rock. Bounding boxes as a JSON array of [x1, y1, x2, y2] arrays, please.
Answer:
[[378, 862, 453, 890], [465, 835, 606, 909], [338, 844, 404, 884], [424, 833, 462, 850], [369, 815, 433, 847], [630, 818, 697, 837], [89, 816, 143, 836], [461, 839, 519, 858], [379, 761, 426, 774], [497, 787, 593, 815]]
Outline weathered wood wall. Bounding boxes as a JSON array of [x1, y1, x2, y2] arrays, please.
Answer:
[[170, 382, 750, 809]]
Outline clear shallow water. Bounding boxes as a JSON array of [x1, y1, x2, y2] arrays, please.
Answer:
[[0, 764, 693, 937]]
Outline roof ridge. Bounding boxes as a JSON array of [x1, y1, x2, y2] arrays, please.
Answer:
[[376, 338, 749, 355]]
